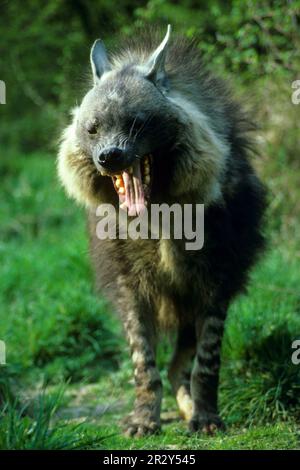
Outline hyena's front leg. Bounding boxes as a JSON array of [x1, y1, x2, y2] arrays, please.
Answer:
[[189, 309, 226, 434], [121, 301, 162, 437], [168, 325, 196, 422]]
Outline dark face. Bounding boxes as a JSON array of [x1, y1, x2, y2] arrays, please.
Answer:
[[76, 69, 179, 174], [76, 69, 180, 215]]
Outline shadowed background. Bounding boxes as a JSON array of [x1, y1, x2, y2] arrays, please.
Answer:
[[0, 0, 300, 450]]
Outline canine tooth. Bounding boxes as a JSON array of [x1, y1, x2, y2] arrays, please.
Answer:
[[115, 179, 121, 188], [119, 187, 125, 194]]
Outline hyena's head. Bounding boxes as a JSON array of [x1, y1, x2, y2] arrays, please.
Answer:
[[58, 26, 228, 212], [58, 26, 184, 214]]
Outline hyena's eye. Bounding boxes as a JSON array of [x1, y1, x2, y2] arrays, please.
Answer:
[[86, 119, 99, 135]]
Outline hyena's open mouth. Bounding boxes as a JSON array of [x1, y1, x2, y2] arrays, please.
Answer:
[[111, 154, 152, 216]]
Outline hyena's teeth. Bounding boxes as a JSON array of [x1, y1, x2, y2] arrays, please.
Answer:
[[119, 187, 125, 195], [128, 167, 133, 174], [115, 175, 124, 189], [144, 165, 150, 176], [145, 175, 150, 185]]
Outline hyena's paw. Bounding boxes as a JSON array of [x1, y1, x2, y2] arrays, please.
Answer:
[[189, 411, 225, 435], [122, 411, 161, 438]]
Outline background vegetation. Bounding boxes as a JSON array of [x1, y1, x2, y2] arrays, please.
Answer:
[[0, 0, 299, 450]]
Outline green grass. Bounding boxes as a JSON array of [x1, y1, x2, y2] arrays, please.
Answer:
[[0, 152, 123, 384], [97, 423, 299, 450], [0, 384, 109, 450], [0, 147, 300, 450]]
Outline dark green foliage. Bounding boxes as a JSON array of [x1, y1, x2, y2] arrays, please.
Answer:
[[133, 0, 300, 77]]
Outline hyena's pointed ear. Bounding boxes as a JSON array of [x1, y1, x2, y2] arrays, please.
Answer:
[[144, 25, 171, 92], [90, 39, 111, 84]]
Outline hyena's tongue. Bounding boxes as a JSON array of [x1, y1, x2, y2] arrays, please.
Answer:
[[119, 160, 145, 216]]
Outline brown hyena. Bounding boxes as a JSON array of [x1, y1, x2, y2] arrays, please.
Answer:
[[57, 26, 266, 436]]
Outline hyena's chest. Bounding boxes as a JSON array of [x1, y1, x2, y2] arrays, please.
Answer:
[[103, 236, 208, 327], [129, 238, 189, 289], [158, 239, 187, 288], [154, 239, 205, 327], [129, 237, 204, 292]]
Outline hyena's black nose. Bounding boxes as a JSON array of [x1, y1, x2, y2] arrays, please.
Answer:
[[98, 147, 123, 167]]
